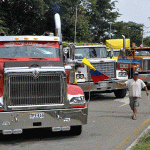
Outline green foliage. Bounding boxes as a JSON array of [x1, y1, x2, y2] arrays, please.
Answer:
[[143, 37, 150, 47], [133, 132, 150, 150], [87, 0, 119, 43], [0, 0, 119, 43], [0, 0, 143, 46], [111, 21, 143, 46], [0, 0, 48, 35]]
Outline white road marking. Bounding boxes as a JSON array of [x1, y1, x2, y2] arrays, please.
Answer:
[[114, 95, 129, 107]]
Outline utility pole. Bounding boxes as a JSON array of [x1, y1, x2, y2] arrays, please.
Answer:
[[74, 6, 77, 44], [108, 22, 113, 58]]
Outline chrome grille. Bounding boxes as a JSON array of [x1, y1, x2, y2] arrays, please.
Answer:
[[143, 59, 150, 71], [8, 73, 63, 106], [90, 62, 116, 79]]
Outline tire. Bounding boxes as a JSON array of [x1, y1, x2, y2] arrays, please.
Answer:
[[84, 92, 89, 100], [69, 125, 82, 136], [114, 89, 127, 98]]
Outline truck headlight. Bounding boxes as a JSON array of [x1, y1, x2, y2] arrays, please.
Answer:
[[80, 74, 84, 79], [76, 74, 84, 79], [69, 96, 85, 104], [136, 65, 140, 71], [76, 74, 80, 79], [0, 96, 3, 106]]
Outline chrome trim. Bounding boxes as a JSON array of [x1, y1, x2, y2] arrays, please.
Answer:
[[0, 36, 60, 41], [0, 108, 88, 134], [90, 62, 116, 79], [4, 67, 65, 73], [8, 104, 64, 108], [3, 67, 67, 111], [142, 59, 150, 71]]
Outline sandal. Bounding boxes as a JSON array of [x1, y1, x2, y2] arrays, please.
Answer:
[[132, 116, 136, 120]]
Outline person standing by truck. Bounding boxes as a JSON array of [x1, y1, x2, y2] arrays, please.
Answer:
[[117, 72, 149, 120]]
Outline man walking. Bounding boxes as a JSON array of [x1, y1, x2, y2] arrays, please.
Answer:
[[117, 71, 149, 120]]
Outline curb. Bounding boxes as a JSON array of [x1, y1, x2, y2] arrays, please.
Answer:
[[126, 125, 150, 150]]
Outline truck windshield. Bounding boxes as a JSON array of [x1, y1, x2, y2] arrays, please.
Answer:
[[113, 51, 119, 56], [75, 47, 107, 59], [0, 47, 60, 58], [135, 50, 150, 56], [107, 51, 119, 57]]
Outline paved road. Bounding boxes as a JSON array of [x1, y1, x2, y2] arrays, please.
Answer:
[[1, 90, 150, 150]]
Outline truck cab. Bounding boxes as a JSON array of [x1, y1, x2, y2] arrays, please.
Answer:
[[107, 49, 120, 61], [0, 14, 88, 135], [65, 44, 128, 98], [117, 47, 150, 84]]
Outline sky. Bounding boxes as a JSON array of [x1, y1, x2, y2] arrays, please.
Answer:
[[114, 0, 150, 37]]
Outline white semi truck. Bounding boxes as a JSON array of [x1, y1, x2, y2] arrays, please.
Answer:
[[65, 44, 128, 98]]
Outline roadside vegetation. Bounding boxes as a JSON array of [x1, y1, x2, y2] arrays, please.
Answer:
[[0, 0, 149, 46], [133, 131, 150, 150]]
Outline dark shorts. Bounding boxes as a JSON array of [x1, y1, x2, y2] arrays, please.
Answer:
[[129, 97, 140, 110]]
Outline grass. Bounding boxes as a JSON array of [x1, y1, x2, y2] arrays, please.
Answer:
[[132, 131, 150, 150]]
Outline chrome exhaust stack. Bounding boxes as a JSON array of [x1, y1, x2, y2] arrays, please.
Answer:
[[54, 13, 62, 42]]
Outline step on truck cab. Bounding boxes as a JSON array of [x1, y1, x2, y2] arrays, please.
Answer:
[[0, 14, 88, 135], [65, 44, 128, 98]]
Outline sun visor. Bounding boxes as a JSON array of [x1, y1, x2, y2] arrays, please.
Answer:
[[4, 61, 63, 68]]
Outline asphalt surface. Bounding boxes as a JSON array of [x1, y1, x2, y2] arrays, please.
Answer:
[[1, 90, 150, 150]]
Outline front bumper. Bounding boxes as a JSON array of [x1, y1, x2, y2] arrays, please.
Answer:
[[139, 73, 150, 84], [77, 79, 127, 92], [0, 108, 88, 135]]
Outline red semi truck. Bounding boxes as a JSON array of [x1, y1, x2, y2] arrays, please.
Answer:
[[0, 14, 88, 135]]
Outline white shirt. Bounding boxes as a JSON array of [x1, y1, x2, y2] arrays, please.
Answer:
[[125, 79, 146, 98]]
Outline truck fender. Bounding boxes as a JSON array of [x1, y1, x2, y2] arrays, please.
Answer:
[[67, 84, 84, 96]]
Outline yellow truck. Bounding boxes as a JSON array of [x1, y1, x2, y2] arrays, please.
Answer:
[[106, 39, 130, 61]]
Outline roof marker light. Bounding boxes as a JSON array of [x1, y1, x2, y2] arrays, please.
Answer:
[[34, 38, 38, 40], [15, 38, 19, 40], [24, 38, 29, 40], [54, 38, 58, 40]]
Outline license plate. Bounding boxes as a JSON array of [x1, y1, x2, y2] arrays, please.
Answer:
[[30, 112, 44, 119], [99, 83, 107, 87]]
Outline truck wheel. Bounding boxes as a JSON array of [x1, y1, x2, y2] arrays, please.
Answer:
[[85, 92, 89, 100], [114, 89, 127, 98], [69, 125, 82, 136]]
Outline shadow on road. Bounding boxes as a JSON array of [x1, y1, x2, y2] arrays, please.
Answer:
[[85, 92, 119, 101], [0, 128, 76, 145]]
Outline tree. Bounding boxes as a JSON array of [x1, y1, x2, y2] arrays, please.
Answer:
[[43, 0, 92, 42], [87, 0, 119, 43], [0, 0, 119, 43], [111, 21, 143, 47], [0, 0, 48, 35], [143, 37, 150, 46]]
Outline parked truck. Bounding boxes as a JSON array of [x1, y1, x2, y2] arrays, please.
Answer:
[[117, 47, 150, 84], [0, 14, 88, 135], [65, 44, 128, 98]]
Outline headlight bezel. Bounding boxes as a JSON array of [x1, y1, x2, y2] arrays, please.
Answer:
[[69, 96, 86, 105], [76, 74, 84, 79], [68, 94, 86, 105], [136, 65, 140, 71], [118, 71, 128, 77]]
